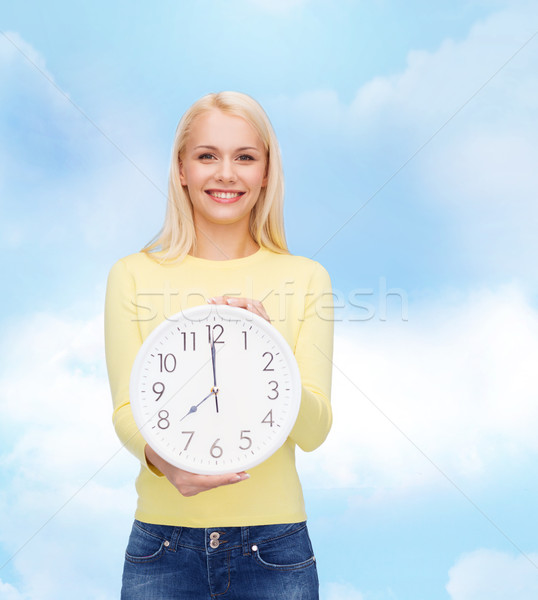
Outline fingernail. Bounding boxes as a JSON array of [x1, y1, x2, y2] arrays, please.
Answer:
[[207, 298, 215, 304]]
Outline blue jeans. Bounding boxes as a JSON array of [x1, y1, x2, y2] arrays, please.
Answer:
[[121, 520, 319, 599]]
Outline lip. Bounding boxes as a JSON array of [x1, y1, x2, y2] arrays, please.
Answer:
[[205, 190, 246, 204]]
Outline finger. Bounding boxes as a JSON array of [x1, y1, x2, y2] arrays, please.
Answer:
[[175, 471, 249, 497], [210, 296, 249, 308], [247, 300, 271, 322], [221, 297, 271, 322], [199, 471, 250, 490], [207, 296, 227, 305]]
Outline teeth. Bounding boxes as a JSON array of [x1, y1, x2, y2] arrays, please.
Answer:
[[210, 191, 242, 199]]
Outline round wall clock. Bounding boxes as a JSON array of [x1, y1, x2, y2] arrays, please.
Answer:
[[129, 304, 302, 475]]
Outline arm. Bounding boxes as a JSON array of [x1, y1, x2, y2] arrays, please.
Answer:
[[290, 263, 334, 452], [104, 259, 153, 468], [104, 258, 249, 494], [210, 265, 334, 453]]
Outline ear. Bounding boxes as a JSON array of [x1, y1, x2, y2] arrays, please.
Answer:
[[178, 159, 187, 186]]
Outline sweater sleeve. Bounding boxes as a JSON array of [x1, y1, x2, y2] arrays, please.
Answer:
[[104, 258, 162, 475], [289, 262, 334, 452]]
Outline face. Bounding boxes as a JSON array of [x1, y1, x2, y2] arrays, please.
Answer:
[[179, 109, 268, 232]]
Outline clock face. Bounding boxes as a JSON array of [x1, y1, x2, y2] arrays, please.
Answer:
[[129, 304, 301, 475]]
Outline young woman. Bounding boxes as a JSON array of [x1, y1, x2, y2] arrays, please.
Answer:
[[105, 91, 334, 599]]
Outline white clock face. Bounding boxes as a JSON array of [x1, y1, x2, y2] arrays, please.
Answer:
[[130, 304, 301, 475]]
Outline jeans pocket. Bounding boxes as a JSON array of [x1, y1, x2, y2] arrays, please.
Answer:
[[125, 521, 167, 564], [252, 525, 316, 571]]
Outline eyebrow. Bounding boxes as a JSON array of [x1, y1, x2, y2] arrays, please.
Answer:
[[193, 145, 262, 152]]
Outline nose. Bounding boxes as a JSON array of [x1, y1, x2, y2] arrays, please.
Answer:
[[215, 158, 237, 183]]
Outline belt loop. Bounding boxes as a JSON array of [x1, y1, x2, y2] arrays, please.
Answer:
[[169, 526, 182, 551], [241, 526, 250, 555]]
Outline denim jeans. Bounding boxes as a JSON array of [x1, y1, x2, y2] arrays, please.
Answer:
[[121, 520, 319, 599]]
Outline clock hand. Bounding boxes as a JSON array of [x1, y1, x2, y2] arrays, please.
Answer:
[[179, 388, 218, 422], [210, 331, 219, 413]]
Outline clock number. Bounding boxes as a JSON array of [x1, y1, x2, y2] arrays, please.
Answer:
[[262, 352, 274, 371], [180, 331, 196, 351], [242, 330, 248, 350], [181, 431, 194, 450], [267, 380, 279, 400], [152, 382, 165, 401], [210, 439, 223, 459], [206, 324, 224, 344], [158, 353, 177, 373], [157, 410, 170, 429], [239, 430, 253, 450], [262, 410, 274, 427]]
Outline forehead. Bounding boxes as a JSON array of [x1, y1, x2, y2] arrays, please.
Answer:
[[187, 109, 264, 150]]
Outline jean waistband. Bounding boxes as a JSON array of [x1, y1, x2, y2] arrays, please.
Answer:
[[133, 519, 307, 555]]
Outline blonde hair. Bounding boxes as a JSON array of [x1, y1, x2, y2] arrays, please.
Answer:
[[143, 92, 288, 261]]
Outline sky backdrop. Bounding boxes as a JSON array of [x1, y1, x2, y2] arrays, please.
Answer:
[[1, 1, 538, 598]]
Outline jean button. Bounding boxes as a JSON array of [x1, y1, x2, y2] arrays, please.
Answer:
[[251, 545, 258, 552], [163, 540, 170, 547], [210, 532, 220, 540], [210, 539, 220, 549]]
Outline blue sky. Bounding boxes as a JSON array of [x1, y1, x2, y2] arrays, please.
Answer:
[[1, 1, 538, 598]]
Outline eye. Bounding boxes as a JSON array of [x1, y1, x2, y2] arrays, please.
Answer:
[[237, 154, 255, 161], [198, 153, 215, 160]]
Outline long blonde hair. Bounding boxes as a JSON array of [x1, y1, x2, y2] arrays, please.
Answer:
[[143, 92, 288, 261]]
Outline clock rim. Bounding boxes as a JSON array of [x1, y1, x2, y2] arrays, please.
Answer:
[[129, 304, 302, 475]]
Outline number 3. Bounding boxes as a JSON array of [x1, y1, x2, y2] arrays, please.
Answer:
[[267, 380, 279, 400]]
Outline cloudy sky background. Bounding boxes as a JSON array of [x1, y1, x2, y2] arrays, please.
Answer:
[[1, 1, 538, 598]]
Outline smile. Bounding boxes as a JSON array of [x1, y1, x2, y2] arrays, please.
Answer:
[[205, 190, 245, 203]]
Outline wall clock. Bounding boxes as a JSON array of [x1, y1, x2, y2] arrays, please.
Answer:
[[130, 304, 301, 475]]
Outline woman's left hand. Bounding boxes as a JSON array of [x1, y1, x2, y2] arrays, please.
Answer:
[[208, 296, 270, 322]]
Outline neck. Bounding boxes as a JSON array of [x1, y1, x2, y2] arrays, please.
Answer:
[[192, 223, 259, 260]]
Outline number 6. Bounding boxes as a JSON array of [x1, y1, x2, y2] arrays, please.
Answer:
[[210, 439, 223, 458]]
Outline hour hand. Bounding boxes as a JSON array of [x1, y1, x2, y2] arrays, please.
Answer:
[[180, 390, 216, 422]]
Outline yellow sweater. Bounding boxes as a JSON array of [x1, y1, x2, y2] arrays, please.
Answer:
[[104, 247, 333, 527]]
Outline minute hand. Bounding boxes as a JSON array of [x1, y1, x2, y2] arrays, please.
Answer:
[[210, 333, 219, 413]]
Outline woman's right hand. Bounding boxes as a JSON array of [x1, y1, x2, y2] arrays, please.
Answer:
[[144, 444, 250, 497]]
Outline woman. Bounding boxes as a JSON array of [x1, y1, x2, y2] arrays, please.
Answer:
[[105, 91, 334, 599]]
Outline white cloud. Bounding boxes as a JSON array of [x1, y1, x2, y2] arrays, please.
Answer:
[[0, 31, 165, 255], [324, 581, 365, 600], [447, 549, 538, 600], [277, 3, 537, 139], [298, 284, 538, 493], [0, 311, 137, 599], [0, 579, 26, 600], [272, 1, 538, 283]]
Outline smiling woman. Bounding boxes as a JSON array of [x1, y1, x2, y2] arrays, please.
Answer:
[[145, 91, 287, 262], [178, 110, 268, 253], [104, 91, 334, 599]]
